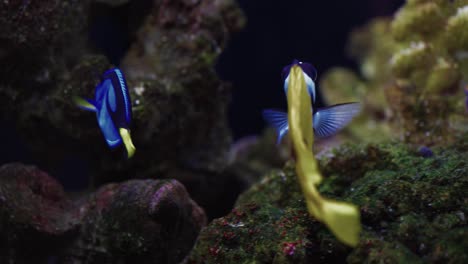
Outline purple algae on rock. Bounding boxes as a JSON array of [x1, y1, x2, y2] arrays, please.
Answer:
[[0, 163, 206, 263]]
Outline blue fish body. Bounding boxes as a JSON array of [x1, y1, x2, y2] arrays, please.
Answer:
[[282, 59, 317, 102], [75, 68, 135, 157]]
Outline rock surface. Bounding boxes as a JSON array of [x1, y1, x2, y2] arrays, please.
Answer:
[[0, 0, 247, 221], [188, 133, 468, 263], [0, 163, 206, 264]]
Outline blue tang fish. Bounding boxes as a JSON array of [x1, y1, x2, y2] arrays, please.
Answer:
[[74, 68, 136, 158], [263, 60, 361, 144]]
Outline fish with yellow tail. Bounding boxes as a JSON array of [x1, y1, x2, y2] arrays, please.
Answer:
[[263, 59, 361, 247], [263, 60, 361, 144], [74, 68, 136, 158]]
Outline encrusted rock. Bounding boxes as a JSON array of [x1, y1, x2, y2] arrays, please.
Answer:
[[61, 179, 206, 263], [0, 0, 247, 220], [0, 163, 75, 263], [0, 163, 206, 263], [188, 134, 468, 263]]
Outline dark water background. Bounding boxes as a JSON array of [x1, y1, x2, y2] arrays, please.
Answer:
[[1, 0, 403, 188], [221, 0, 403, 138]]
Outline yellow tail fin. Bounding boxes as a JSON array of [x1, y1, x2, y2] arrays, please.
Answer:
[[119, 128, 136, 158], [286, 65, 361, 247]]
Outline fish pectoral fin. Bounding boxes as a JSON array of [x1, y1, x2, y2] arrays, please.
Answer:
[[119, 128, 136, 158], [262, 109, 289, 144], [74, 96, 97, 112], [313, 103, 361, 138]]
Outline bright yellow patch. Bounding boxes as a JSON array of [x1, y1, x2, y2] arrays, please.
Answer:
[[119, 128, 136, 158], [287, 65, 361, 247], [73, 96, 96, 111]]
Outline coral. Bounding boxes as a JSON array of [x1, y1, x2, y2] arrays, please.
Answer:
[[188, 133, 468, 263], [386, 0, 467, 144], [0, 163, 206, 263], [320, 18, 396, 143], [320, 1, 468, 145]]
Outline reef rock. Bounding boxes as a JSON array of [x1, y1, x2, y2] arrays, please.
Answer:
[[117, 0, 246, 178], [0, 163, 76, 263], [0, 0, 246, 219], [0, 0, 89, 85], [188, 133, 468, 263], [0, 163, 206, 263]]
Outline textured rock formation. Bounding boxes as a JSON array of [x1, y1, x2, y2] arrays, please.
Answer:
[[0, 163, 206, 263], [188, 133, 468, 263], [0, 0, 247, 220]]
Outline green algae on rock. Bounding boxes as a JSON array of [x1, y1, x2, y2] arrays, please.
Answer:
[[188, 133, 468, 263]]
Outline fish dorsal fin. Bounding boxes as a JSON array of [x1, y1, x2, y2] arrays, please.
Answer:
[[262, 109, 289, 144], [313, 103, 360, 138], [113, 68, 131, 124]]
